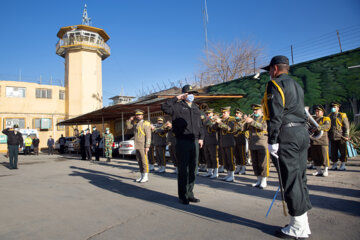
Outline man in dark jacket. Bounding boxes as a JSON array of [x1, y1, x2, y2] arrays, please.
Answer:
[[84, 129, 92, 160], [32, 136, 40, 155], [161, 85, 204, 205], [2, 124, 23, 169], [79, 131, 86, 160], [59, 135, 66, 154], [91, 126, 101, 161], [47, 136, 55, 155]]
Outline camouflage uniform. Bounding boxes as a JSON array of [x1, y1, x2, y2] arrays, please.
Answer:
[[104, 130, 114, 161]]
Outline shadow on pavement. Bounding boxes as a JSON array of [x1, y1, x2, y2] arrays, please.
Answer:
[[69, 166, 278, 237]]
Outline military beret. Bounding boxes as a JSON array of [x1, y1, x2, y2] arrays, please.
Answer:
[[261, 55, 290, 71], [221, 106, 231, 112], [251, 104, 262, 110], [135, 109, 144, 115]]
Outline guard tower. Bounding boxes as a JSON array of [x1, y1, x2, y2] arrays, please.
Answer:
[[56, 5, 110, 134]]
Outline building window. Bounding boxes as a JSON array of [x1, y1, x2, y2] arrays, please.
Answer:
[[6, 86, 26, 98], [34, 118, 52, 130], [4, 118, 25, 128], [36, 88, 52, 99], [59, 90, 65, 100], [57, 119, 65, 130]]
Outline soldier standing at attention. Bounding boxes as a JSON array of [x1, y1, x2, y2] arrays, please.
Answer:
[[126, 110, 152, 183], [216, 106, 236, 182], [262, 55, 311, 239], [104, 128, 114, 162], [202, 109, 219, 178], [79, 131, 86, 160], [152, 117, 168, 173], [234, 108, 248, 175], [2, 124, 23, 169], [240, 104, 269, 188], [328, 102, 350, 171], [161, 85, 203, 205], [84, 129, 92, 160], [311, 105, 331, 177]]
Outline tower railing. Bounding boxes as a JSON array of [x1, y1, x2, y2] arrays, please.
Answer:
[[56, 37, 110, 57]]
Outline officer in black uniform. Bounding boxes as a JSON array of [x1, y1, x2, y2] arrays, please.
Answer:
[[2, 124, 23, 169], [161, 85, 204, 205], [91, 126, 101, 161], [262, 56, 312, 239]]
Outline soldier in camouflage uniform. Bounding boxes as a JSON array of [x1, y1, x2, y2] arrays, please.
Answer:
[[104, 128, 114, 162], [126, 110, 152, 183]]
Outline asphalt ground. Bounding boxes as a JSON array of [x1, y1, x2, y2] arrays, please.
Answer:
[[0, 153, 359, 240]]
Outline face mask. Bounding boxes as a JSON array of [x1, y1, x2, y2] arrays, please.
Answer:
[[331, 107, 336, 113], [106, 130, 109, 134], [186, 94, 194, 102], [93, 128, 96, 131], [254, 113, 260, 118], [235, 117, 241, 121]]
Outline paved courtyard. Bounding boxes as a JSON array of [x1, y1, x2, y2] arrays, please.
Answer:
[[0, 153, 359, 240]]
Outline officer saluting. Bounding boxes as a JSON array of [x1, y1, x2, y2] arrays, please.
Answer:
[[161, 85, 204, 205], [126, 110, 152, 183], [262, 55, 312, 239]]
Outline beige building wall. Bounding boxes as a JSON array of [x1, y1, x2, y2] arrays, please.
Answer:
[[65, 49, 103, 119], [0, 81, 67, 152]]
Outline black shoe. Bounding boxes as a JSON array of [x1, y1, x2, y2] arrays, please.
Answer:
[[179, 198, 189, 205], [188, 197, 200, 203], [275, 229, 307, 239]]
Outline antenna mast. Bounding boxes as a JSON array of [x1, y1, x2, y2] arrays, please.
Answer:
[[82, 4, 92, 26], [203, 0, 209, 61]]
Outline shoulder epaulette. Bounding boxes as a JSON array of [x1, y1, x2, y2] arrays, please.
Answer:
[[228, 116, 236, 122], [339, 112, 347, 119], [323, 116, 331, 121]]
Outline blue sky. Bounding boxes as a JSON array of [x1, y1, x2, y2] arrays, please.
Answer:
[[0, 0, 359, 105]]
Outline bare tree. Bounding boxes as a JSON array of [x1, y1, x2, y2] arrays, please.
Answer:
[[198, 39, 264, 84]]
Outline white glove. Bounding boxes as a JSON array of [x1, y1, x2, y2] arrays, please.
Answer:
[[268, 143, 279, 158]]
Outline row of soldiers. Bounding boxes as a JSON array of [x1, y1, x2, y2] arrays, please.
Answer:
[[126, 101, 350, 185]]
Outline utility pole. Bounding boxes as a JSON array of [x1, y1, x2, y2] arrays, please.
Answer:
[[336, 30, 343, 53]]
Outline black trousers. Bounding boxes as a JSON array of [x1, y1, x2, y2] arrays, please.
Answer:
[[176, 138, 199, 200], [8, 145, 19, 169], [155, 145, 166, 166], [60, 145, 65, 154], [330, 140, 347, 163], [93, 145, 100, 160], [85, 146, 92, 160], [278, 126, 312, 216], [80, 146, 86, 160]]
